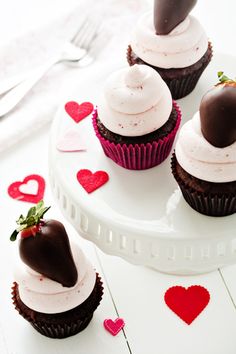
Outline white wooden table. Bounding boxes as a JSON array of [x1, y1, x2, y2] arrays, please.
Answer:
[[0, 1, 236, 353]]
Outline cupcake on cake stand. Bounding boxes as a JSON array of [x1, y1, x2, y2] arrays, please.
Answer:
[[49, 57, 236, 275]]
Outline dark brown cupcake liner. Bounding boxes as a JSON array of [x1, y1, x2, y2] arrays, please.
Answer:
[[171, 153, 236, 217], [127, 42, 213, 100], [92, 102, 181, 170], [12, 273, 104, 339]]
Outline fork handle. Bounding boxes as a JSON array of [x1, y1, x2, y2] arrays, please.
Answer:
[[0, 56, 59, 117], [0, 71, 34, 96]]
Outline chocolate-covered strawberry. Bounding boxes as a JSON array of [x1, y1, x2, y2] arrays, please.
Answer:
[[200, 72, 236, 148], [10, 201, 78, 287], [154, 0, 197, 34]]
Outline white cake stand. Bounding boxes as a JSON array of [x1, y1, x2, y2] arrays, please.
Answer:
[[49, 53, 236, 275]]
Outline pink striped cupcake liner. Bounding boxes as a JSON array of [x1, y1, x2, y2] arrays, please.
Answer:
[[92, 102, 181, 170]]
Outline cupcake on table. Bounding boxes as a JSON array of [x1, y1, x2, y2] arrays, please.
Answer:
[[171, 72, 236, 216], [93, 64, 181, 170], [127, 0, 213, 99], [11, 201, 103, 338]]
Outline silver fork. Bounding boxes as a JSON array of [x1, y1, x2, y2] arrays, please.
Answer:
[[0, 18, 101, 116]]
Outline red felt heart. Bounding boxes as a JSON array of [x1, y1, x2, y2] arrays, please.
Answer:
[[164, 285, 210, 325], [65, 101, 94, 123], [77, 169, 109, 193], [103, 318, 125, 336], [8, 174, 45, 204]]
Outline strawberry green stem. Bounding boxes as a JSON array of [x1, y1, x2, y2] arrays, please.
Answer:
[[217, 71, 236, 84], [10, 200, 50, 241]]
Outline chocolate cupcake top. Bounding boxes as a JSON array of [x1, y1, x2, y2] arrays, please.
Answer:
[[175, 73, 236, 183], [98, 64, 172, 137], [11, 201, 96, 313], [130, 3, 208, 69]]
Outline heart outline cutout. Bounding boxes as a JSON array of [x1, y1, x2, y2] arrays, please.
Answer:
[[164, 285, 210, 325], [103, 318, 125, 336], [8, 174, 45, 204], [76, 169, 109, 193], [65, 101, 94, 123]]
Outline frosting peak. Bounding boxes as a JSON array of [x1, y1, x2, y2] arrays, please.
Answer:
[[125, 64, 147, 88], [98, 65, 172, 137]]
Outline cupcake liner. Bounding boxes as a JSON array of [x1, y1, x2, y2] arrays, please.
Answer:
[[30, 313, 93, 338], [171, 154, 236, 217], [127, 42, 213, 100], [12, 273, 104, 339], [92, 102, 181, 170]]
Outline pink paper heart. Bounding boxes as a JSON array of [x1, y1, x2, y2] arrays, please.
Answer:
[[103, 318, 125, 336], [56, 130, 86, 152], [65, 101, 94, 123]]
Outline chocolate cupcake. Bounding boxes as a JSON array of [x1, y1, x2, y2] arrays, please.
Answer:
[[93, 64, 181, 170], [11, 201, 103, 338], [127, 0, 213, 99], [171, 72, 236, 216]]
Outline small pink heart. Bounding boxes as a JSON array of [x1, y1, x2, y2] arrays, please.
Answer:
[[103, 318, 125, 336], [8, 174, 45, 204], [56, 130, 86, 152], [65, 101, 94, 123], [77, 169, 109, 193]]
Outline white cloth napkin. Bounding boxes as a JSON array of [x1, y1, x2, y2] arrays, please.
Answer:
[[0, 0, 150, 154]]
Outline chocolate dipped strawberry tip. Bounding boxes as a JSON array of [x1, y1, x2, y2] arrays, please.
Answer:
[[217, 71, 236, 86], [154, 0, 197, 35], [10, 200, 50, 241], [200, 71, 236, 148]]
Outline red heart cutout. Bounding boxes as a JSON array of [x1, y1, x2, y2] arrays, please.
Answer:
[[8, 174, 45, 204], [65, 101, 94, 123], [77, 169, 109, 193], [164, 285, 210, 325], [103, 318, 125, 336]]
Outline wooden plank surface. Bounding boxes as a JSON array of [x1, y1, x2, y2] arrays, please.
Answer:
[[220, 265, 236, 308], [97, 250, 236, 354]]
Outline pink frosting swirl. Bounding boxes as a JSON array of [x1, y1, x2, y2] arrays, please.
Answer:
[[98, 64, 172, 136], [130, 12, 208, 69], [14, 241, 96, 314]]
